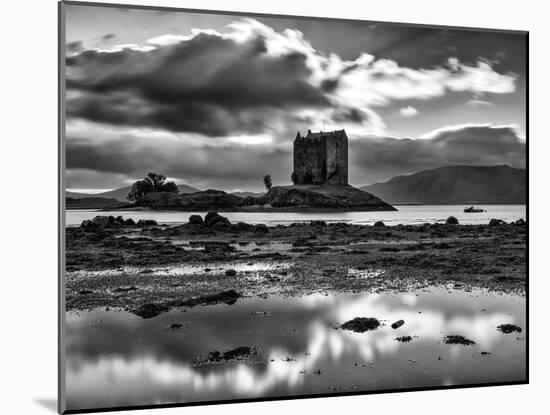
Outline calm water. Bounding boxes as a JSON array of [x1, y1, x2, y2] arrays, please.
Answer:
[[66, 205, 526, 226], [65, 287, 526, 411]]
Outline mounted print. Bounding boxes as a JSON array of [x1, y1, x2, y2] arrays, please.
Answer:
[[59, 1, 528, 413]]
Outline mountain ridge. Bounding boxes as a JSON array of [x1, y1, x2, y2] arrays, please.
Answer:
[[360, 165, 526, 205]]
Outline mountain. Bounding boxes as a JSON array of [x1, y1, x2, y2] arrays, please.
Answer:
[[360, 165, 526, 205], [66, 184, 200, 202]]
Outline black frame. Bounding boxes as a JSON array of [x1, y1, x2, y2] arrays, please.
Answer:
[[58, 1, 529, 413]]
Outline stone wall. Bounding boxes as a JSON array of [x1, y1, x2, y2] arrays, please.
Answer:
[[293, 130, 348, 185]]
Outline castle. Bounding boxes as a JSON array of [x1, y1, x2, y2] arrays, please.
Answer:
[[293, 129, 348, 185]]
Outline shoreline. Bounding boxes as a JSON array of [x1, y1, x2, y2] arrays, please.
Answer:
[[65, 214, 527, 316]]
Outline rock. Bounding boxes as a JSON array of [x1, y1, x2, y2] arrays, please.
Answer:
[[132, 302, 171, 319], [443, 335, 476, 345], [178, 289, 241, 307], [212, 221, 231, 232], [373, 221, 385, 227], [225, 269, 237, 277], [91, 215, 110, 228], [205, 346, 256, 363], [310, 220, 327, 226], [254, 224, 269, 233], [188, 215, 204, 225], [80, 219, 93, 229], [446, 216, 459, 225], [391, 320, 405, 329], [124, 218, 136, 226], [170, 323, 183, 330], [341, 317, 380, 332], [248, 184, 396, 210], [137, 219, 158, 227], [233, 222, 255, 232], [513, 218, 526, 226], [204, 211, 231, 228], [488, 218, 505, 227], [395, 336, 413, 342], [497, 324, 522, 334]]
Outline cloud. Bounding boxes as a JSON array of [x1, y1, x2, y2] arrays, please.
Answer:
[[399, 106, 418, 117], [66, 18, 517, 140], [466, 98, 494, 107], [350, 124, 526, 184], [66, 120, 525, 190], [65, 120, 292, 190]]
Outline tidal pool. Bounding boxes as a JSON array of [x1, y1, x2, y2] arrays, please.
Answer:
[[65, 287, 526, 411]]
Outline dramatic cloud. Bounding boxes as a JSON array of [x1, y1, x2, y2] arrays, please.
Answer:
[[66, 18, 518, 140]]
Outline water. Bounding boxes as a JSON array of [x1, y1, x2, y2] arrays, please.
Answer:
[[65, 287, 526, 411], [66, 205, 526, 227]]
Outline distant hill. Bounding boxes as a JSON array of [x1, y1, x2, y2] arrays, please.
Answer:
[[66, 184, 200, 202], [231, 191, 265, 198], [360, 165, 526, 205], [66, 197, 129, 209]]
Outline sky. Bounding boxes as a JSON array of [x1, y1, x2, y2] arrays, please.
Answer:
[[64, 4, 527, 193]]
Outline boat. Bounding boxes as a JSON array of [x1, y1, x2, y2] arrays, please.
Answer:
[[464, 206, 485, 213]]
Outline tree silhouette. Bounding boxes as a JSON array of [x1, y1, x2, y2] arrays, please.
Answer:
[[128, 172, 179, 201], [263, 174, 273, 191]]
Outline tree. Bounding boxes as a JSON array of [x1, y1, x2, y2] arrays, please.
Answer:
[[290, 171, 298, 185], [263, 174, 272, 191], [128, 172, 179, 201]]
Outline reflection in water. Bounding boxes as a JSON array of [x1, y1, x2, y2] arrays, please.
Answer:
[[65, 288, 526, 411]]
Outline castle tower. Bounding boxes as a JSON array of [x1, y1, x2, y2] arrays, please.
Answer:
[[293, 129, 348, 185]]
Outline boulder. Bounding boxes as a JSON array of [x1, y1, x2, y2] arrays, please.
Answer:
[[137, 219, 158, 227], [204, 211, 231, 228], [225, 269, 237, 277], [91, 215, 110, 228], [124, 218, 136, 226], [513, 218, 526, 226], [188, 215, 204, 225], [80, 219, 93, 229], [373, 221, 385, 227], [488, 218, 505, 227], [446, 216, 459, 225], [254, 224, 269, 233]]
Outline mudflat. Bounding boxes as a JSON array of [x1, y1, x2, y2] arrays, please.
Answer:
[[65, 214, 526, 316]]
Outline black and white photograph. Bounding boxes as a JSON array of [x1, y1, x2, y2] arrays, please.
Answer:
[[60, 1, 527, 413]]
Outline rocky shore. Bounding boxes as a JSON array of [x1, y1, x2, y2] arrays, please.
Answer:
[[65, 212, 526, 316]]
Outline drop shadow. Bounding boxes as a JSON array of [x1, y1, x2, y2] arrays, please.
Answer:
[[34, 398, 57, 413]]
